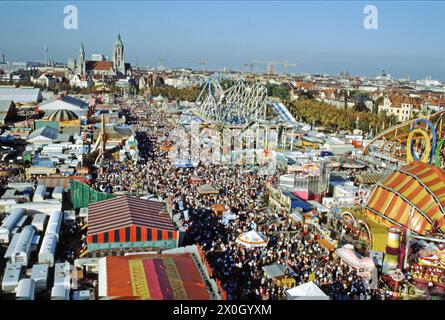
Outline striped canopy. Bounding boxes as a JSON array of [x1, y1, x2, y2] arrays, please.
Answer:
[[364, 161, 445, 235], [45, 109, 79, 121], [236, 230, 268, 248], [88, 196, 175, 236]]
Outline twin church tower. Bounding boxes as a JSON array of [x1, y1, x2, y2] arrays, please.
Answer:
[[76, 34, 128, 77]]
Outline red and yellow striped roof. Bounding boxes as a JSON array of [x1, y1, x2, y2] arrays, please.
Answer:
[[364, 161, 445, 235]]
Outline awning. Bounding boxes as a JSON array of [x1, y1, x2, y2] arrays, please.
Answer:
[[355, 173, 386, 185], [335, 245, 376, 270], [262, 263, 297, 279]]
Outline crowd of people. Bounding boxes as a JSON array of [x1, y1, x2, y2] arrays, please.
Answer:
[[91, 99, 382, 300]]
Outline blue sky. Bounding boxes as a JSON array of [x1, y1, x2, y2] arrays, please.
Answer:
[[0, 1, 444, 79]]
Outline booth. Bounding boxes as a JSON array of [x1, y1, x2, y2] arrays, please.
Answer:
[[262, 263, 297, 288], [211, 204, 225, 216], [198, 184, 219, 195]]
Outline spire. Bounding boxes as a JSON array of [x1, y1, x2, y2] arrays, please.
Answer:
[[115, 33, 123, 47]]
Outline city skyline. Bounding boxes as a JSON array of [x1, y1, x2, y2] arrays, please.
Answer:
[[1, 1, 445, 80]]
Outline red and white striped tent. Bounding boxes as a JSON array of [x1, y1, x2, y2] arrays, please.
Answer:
[[87, 196, 178, 250]]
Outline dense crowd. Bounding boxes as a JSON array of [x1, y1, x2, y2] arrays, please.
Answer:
[[92, 100, 380, 300]]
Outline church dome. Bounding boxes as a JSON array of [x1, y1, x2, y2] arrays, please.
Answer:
[[45, 109, 79, 122]]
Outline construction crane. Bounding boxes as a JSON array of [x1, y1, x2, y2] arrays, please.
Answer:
[[200, 60, 208, 72], [280, 60, 297, 75], [252, 60, 297, 75], [244, 63, 256, 74]]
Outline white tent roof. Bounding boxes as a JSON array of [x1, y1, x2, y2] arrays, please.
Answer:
[[286, 281, 329, 300], [236, 230, 268, 248], [39, 96, 87, 116], [335, 245, 375, 270]]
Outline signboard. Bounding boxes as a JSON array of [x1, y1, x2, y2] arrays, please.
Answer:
[[26, 166, 57, 176]]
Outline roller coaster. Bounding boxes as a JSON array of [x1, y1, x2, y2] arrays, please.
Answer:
[[185, 78, 301, 165], [364, 110, 445, 169], [193, 77, 298, 130]]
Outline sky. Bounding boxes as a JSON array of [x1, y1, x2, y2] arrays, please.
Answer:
[[0, 1, 445, 80]]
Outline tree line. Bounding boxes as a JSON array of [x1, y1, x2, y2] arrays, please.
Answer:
[[288, 98, 397, 134]]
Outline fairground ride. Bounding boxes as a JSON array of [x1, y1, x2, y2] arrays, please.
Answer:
[[364, 110, 445, 169]]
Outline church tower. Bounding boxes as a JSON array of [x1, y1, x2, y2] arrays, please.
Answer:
[[77, 42, 86, 75], [113, 34, 125, 76]]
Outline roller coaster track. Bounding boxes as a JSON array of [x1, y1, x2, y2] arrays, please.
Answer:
[[193, 78, 298, 131], [363, 110, 445, 160]]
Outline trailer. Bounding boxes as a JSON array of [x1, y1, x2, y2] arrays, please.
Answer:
[[1, 189, 16, 200], [16, 278, 35, 300], [31, 213, 48, 232], [15, 215, 29, 229], [31, 264, 49, 292], [38, 234, 57, 266], [51, 285, 70, 300], [0, 209, 25, 243], [4, 233, 21, 262], [1, 263, 22, 292], [7, 182, 34, 192], [52, 186, 64, 201], [54, 262, 71, 290], [31, 234, 41, 251], [45, 210, 63, 240], [5, 200, 62, 215], [11, 225, 36, 266], [33, 184, 46, 202]]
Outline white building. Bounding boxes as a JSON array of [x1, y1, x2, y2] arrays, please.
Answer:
[[32, 74, 58, 87], [69, 74, 93, 89], [378, 95, 421, 122]]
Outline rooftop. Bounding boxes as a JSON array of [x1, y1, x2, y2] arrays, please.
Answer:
[[88, 196, 176, 236]]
